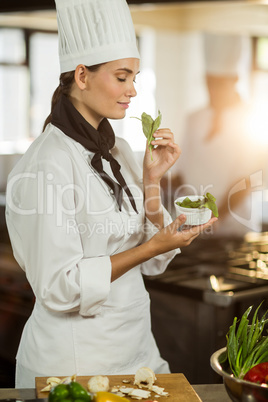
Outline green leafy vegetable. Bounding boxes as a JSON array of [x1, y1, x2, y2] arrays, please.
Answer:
[[131, 111, 162, 160], [176, 192, 219, 217], [222, 301, 268, 379]]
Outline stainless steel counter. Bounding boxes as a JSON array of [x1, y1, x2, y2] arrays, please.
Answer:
[[0, 384, 230, 402]]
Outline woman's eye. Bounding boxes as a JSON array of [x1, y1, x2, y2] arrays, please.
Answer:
[[117, 78, 126, 82]]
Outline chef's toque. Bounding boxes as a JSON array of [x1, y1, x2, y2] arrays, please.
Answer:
[[204, 33, 251, 77], [54, 0, 140, 73]]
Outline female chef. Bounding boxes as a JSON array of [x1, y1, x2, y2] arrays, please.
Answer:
[[5, 0, 217, 388]]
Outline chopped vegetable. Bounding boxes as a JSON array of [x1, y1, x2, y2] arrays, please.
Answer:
[[131, 111, 162, 160], [128, 388, 151, 399], [176, 192, 219, 218], [41, 375, 77, 393], [49, 382, 91, 402], [150, 385, 169, 396], [87, 376, 110, 393], [244, 362, 268, 384], [221, 301, 268, 379], [134, 367, 156, 389], [93, 392, 129, 402]]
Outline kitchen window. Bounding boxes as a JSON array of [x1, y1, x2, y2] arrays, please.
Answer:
[[0, 27, 59, 154], [0, 29, 28, 145]]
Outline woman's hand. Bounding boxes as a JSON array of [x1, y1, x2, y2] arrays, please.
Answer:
[[110, 214, 218, 282], [148, 215, 218, 256], [143, 128, 181, 185]]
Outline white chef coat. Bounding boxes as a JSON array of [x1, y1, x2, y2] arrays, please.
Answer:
[[5, 123, 179, 388], [177, 104, 265, 237]]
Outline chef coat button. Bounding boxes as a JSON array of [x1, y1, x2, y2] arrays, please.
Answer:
[[110, 189, 114, 194]]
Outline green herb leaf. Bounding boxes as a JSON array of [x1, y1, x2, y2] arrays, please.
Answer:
[[141, 112, 154, 140], [177, 197, 203, 209], [203, 193, 219, 217], [131, 110, 162, 161], [152, 110, 162, 133], [175, 192, 219, 218]]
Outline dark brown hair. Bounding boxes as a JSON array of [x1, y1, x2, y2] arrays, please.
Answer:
[[43, 64, 104, 131]]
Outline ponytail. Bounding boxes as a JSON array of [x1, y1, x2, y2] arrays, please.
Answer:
[[42, 70, 75, 131], [42, 63, 105, 132]]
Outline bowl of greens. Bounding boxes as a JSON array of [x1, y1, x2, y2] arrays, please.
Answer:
[[210, 303, 268, 402], [174, 193, 218, 226]]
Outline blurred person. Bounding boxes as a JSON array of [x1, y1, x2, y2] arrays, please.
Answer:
[[166, 33, 264, 237]]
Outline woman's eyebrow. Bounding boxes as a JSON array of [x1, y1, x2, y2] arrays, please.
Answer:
[[116, 68, 140, 75]]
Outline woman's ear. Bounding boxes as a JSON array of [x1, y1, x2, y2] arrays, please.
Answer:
[[74, 64, 88, 90]]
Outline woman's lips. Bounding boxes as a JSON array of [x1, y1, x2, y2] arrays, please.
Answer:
[[118, 102, 129, 109]]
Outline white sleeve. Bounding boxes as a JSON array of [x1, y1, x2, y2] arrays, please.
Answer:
[[5, 152, 112, 317], [140, 206, 181, 276]]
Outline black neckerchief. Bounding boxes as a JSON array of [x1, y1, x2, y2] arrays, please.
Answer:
[[51, 94, 138, 213]]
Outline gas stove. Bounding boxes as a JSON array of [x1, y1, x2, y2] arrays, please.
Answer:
[[144, 235, 268, 307]]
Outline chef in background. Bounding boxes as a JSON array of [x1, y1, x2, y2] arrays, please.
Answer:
[[171, 33, 265, 237]]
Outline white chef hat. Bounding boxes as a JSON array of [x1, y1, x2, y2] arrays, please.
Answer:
[[203, 33, 251, 76], [55, 0, 140, 74]]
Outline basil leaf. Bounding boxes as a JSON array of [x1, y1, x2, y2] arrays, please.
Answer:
[[141, 112, 154, 139], [176, 192, 219, 217], [152, 110, 162, 133], [206, 192, 216, 202], [131, 111, 162, 160], [177, 197, 203, 209]]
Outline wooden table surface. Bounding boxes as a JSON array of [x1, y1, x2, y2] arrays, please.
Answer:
[[0, 383, 230, 401], [36, 373, 202, 401]]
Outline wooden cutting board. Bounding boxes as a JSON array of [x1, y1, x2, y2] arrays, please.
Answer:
[[36, 373, 201, 402]]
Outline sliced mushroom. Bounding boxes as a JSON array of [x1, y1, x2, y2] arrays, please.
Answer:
[[134, 367, 156, 389], [129, 388, 151, 399], [87, 375, 110, 393], [47, 377, 61, 385], [151, 385, 169, 396], [40, 384, 52, 392]]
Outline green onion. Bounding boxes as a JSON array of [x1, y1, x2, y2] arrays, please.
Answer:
[[225, 301, 268, 379]]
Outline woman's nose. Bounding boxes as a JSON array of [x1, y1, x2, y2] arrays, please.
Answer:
[[127, 82, 137, 98]]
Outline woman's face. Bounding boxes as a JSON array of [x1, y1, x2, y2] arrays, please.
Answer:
[[78, 58, 140, 128]]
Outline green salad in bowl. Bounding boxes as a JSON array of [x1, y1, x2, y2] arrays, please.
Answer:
[[174, 192, 218, 226]]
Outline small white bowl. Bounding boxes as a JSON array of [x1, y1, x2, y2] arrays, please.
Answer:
[[174, 195, 212, 226]]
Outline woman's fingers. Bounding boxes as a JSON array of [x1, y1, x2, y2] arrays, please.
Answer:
[[157, 215, 218, 250], [171, 214, 187, 231], [154, 128, 174, 138], [179, 217, 218, 245], [151, 129, 174, 145], [150, 129, 181, 159], [150, 215, 218, 255]]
